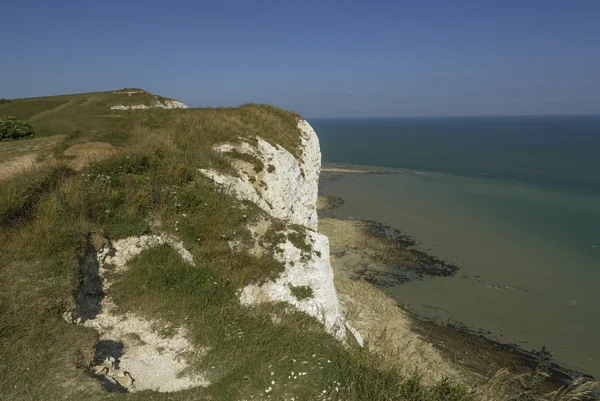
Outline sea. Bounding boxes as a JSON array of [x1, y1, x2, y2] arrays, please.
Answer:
[[310, 116, 600, 378]]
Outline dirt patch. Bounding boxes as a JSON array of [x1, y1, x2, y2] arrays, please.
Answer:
[[64, 142, 119, 170], [0, 135, 64, 180]]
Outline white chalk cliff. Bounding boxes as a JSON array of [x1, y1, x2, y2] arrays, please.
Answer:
[[201, 120, 319, 230], [200, 120, 356, 342]]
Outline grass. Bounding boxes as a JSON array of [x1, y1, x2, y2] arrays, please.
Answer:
[[0, 161, 477, 401], [108, 245, 475, 400], [223, 149, 265, 173], [0, 134, 64, 160], [3, 90, 588, 401], [290, 284, 315, 301], [0, 95, 321, 399], [287, 225, 312, 254]]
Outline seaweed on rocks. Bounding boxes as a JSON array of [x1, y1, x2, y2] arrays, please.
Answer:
[[362, 220, 460, 286]]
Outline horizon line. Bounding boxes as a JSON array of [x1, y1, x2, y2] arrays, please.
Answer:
[[305, 113, 600, 120]]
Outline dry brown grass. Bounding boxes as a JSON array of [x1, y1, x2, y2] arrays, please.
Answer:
[[0, 154, 38, 181], [334, 275, 464, 385], [474, 368, 598, 401], [0, 135, 64, 180], [543, 378, 598, 401], [63, 142, 119, 170]]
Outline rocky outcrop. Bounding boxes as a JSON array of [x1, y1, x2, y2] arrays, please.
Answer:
[[110, 99, 189, 110], [200, 120, 352, 341]]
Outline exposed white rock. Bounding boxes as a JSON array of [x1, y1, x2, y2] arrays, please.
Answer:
[[154, 99, 189, 109], [239, 229, 346, 340], [74, 234, 207, 392], [200, 120, 320, 230], [102, 234, 194, 274], [86, 310, 208, 392], [110, 98, 189, 110], [345, 322, 364, 347], [113, 89, 146, 95], [110, 105, 130, 110], [200, 120, 359, 344]]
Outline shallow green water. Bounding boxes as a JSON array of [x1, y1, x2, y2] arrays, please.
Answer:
[[312, 117, 600, 376]]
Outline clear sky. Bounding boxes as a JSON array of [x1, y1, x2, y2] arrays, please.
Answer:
[[1, 0, 599, 117]]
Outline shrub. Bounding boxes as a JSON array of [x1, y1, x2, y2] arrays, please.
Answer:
[[0, 98, 11, 104], [0, 116, 35, 141]]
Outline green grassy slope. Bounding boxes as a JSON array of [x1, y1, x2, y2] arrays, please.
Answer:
[[0, 90, 477, 401], [0, 89, 175, 139]]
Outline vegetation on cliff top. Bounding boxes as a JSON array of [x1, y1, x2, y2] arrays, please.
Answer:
[[2, 90, 590, 401]]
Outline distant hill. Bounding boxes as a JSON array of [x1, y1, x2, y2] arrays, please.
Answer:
[[0, 89, 187, 138]]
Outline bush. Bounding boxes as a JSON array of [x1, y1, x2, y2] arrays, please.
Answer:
[[0, 116, 35, 141]]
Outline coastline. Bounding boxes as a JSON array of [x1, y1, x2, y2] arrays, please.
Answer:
[[317, 169, 597, 395], [321, 162, 430, 177]]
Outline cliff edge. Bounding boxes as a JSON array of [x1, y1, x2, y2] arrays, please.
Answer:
[[200, 120, 355, 342]]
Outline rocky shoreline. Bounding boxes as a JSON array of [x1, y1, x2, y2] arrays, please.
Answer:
[[317, 186, 597, 397]]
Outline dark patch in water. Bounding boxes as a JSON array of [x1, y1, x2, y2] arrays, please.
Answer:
[[317, 195, 345, 216], [363, 220, 460, 286]]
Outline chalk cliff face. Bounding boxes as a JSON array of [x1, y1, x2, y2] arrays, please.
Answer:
[[200, 120, 320, 230], [200, 120, 350, 341]]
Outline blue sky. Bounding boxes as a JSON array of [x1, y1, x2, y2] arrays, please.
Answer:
[[1, 0, 599, 117]]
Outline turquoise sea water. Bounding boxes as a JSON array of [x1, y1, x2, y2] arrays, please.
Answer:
[[310, 116, 600, 377]]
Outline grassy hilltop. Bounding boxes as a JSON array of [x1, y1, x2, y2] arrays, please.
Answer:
[[0, 89, 523, 400]]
